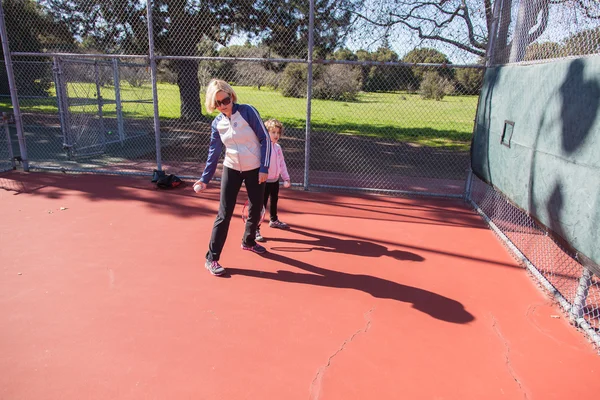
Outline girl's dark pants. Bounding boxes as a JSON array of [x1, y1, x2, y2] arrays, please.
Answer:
[[263, 181, 280, 222], [206, 166, 265, 262]]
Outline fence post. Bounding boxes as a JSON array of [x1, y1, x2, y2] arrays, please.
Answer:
[[53, 57, 70, 156], [3, 112, 15, 169], [0, 1, 28, 171], [570, 267, 592, 323], [146, 0, 163, 172], [112, 58, 126, 146], [486, 0, 502, 66], [303, 0, 315, 190], [94, 61, 107, 145]]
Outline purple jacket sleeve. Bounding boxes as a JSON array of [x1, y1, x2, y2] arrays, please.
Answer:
[[200, 119, 224, 184]]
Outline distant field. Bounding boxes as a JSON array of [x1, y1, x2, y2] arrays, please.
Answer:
[[0, 83, 478, 150]]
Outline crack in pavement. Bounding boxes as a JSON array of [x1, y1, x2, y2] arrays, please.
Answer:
[[309, 308, 374, 400], [491, 314, 529, 399]]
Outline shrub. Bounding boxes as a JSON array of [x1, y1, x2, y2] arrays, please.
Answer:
[[280, 63, 361, 101], [419, 72, 455, 100]]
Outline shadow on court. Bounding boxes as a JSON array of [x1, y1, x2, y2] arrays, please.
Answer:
[[228, 228, 474, 324], [264, 227, 426, 261]]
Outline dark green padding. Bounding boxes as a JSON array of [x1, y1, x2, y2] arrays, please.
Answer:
[[472, 56, 600, 267]]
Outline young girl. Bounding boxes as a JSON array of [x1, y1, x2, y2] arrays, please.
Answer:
[[256, 119, 291, 242]]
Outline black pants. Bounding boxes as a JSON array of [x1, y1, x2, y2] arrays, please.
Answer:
[[206, 166, 265, 262], [263, 181, 280, 222]]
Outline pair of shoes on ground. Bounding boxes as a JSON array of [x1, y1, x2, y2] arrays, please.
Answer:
[[205, 242, 266, 276]]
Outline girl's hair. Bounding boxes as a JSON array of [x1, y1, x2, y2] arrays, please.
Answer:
[[264, 119, 284, 136], [205, 79, 238, 113]]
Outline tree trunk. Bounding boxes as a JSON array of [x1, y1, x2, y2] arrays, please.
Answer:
[[175, 59, 203, 121]]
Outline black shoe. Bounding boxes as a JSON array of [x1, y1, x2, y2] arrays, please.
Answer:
[[241, 243, 266, 254], [152, 170, 166, 183]]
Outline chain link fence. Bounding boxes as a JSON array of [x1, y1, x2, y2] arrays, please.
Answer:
[[0, 108, 15, 172], [0, 0, 599, 349], [468, 175, 600, 349], [489, 0, 600, 65]]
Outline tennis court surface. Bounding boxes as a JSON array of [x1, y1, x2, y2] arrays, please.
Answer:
[[1, 170, 599, 400]]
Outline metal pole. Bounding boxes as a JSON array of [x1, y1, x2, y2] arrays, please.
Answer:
[[94, 61, 106, 141], [54, 58, 73, 159], [303, 0, 314, 190], [0, 1, 28, 171], [570, 267, 593, 322], [146, 0, 163, 171], [3, 112, 15, 168], [52, 58, 69, 147], [486, 0, 503, 66], [509, 0, 529, 63], [112, 58, 125, 146], [463, 169, 474, 201]]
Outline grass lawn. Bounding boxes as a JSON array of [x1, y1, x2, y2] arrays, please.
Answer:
[[0, 83, 478, 150]]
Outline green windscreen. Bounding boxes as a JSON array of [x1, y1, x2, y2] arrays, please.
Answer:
[[471, 56, 600, 267]]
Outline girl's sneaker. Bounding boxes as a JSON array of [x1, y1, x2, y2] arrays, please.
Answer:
[[241, 243, 267, 254], [269, 220, 289, 229], [255, 229, 265, 242], [205, 260, 226, 276]]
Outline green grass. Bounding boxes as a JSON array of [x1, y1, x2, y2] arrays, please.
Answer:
[[0, 83, 478, 150]]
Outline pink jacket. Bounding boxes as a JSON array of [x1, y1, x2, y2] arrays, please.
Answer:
[[266, 143, 290, 183]]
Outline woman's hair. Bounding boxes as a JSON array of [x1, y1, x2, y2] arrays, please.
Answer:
[[205, 79, 238, 113], [264, 119, 284, 136]]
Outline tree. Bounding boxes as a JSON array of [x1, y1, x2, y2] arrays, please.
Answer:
[[343, 0, 599, 63], [419, 71, 454, 100], [524, 28, 600, 60], [250, 0, 362, 59], [561, 27, 600, 57], [355, 46, 409, 92], [402, 48, 453, 89], [455, 67, 483, 95], [216, 45, 282, 89], [1, 0, 74, 96], [524, 41, 562, 61], [42, 0, 361, 121]]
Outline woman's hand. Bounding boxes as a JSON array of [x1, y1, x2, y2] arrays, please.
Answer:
[[283, 180, 291, 188], [259, 172, 268, 184], [193, 180, 207, 193]]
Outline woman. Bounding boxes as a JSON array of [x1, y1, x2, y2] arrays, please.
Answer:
[[194, 79, 271, 276]]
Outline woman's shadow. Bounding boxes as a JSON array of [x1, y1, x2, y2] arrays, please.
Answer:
[[265, 226, 426, 261], [228, 228, 474, 324]]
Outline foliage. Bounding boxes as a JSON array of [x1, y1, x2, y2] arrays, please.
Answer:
[[313, 64, 361, 101], [524, 27, 600, 61], [419, 72, 455, 101], [403, 48, 454, 90], [279, 63, 361, 101], [454, 67, 484, 95], [0, 0, 74, 96], [250, 0, 362, 59], [355, 47, 411, 92]]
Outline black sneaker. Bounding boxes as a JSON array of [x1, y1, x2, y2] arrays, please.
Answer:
[[205, 259, 226, 276], [255, 229, 265, 242], [241, 243, 266, 254]]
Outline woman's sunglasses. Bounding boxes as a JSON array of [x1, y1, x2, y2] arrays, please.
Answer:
[[215, 96, 232, 107]]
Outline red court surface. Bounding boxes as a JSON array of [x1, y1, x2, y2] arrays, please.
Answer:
[[1, 170, 599, 400]]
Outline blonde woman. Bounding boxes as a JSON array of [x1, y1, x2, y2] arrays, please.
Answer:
[[193, 79, 271, 276]]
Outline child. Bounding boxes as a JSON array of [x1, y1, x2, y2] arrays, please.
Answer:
[[256, 119, 291, 242]]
